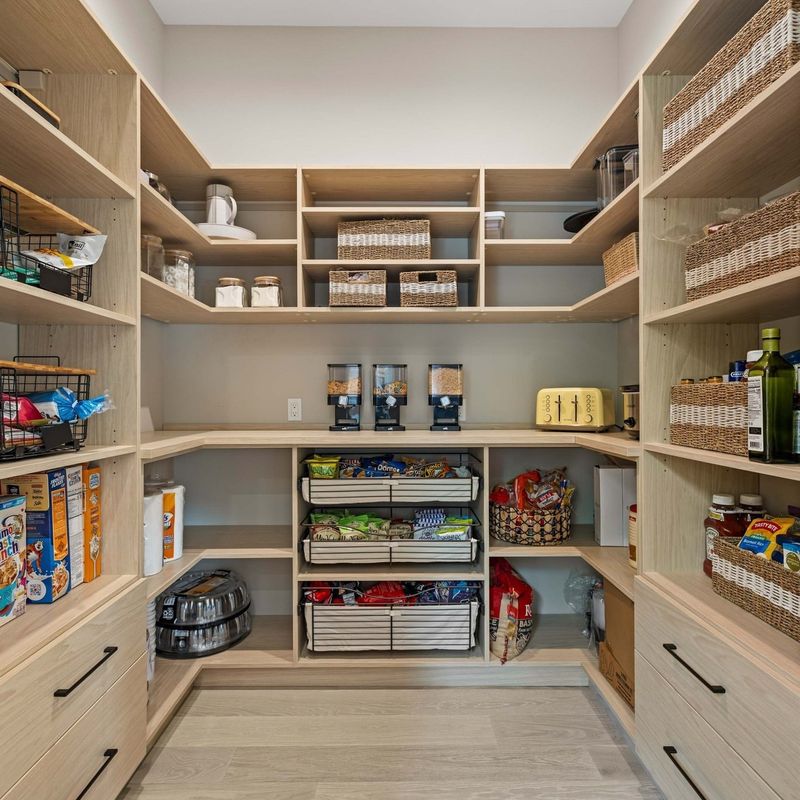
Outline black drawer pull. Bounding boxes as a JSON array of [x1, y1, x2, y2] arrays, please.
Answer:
[[663, 746, 708, 799], [54, 647, 118, 697], [663, 643, 725, 694], [75, 748, 118, 800]]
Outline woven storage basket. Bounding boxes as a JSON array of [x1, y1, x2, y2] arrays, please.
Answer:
[[490, 502, 571, 546], [602, 232, 639, 287], [337, 219, 431, 260], [399, 270, 458, 307], [669, 382, 747, 456], [684, 192, 800, 302], [329, 269, 386, 307], [711, 537, 800, 642], [663, 0, 800, 171]]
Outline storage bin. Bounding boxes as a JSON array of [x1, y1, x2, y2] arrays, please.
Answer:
[[602, 232, 639, 286], [595, 146, 637, 209], [304, 600, 480, 651], [399, 270, 457, 307], [684, 192, 800, 302], [711, 536, 800, 642], [329, 269, 386, 307], [301, 474, 480, 505], [485, 211, 506, 239], [337, 219, 431, 260], [623, 148, 639, 188], [669, 382, 747, 457], [663, 0, 800, 171], [489, 503, 572, 546], [302, 535, 479, 565]]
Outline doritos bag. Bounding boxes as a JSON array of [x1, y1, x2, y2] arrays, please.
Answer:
[[490, 558, 534, 663]]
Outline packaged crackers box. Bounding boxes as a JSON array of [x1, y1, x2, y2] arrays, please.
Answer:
[[2, 469, 70, 603], [66, 465, 84, 588], [0, 495, 26, 627], [83, 466, 102, 582]]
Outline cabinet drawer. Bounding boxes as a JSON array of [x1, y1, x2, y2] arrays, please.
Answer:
[[0, 582, 144, 795], [636, 578, 799, 799], [636, 654, 780, 800], [3, 654, 146, 800]]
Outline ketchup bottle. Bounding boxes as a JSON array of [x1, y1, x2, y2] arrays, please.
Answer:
[[703, 494, 743, 578]]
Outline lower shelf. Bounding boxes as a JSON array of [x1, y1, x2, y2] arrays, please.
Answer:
[[490, 613, 593, 666]]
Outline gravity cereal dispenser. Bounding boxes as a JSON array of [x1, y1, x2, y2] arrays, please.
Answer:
[[428, 363, 462, 431], [372, 364, 408, 431], [327, 363, 362, 431]]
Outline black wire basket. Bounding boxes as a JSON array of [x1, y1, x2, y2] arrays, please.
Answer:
[[1, 356, 93, 462], [0, 184, 93, 302]]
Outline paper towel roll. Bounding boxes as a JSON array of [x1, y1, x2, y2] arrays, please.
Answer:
[[143, 491, 164, 577], [162, 484, 185, 562]]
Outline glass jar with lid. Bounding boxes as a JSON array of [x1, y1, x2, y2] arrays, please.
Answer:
[[251, 275, 283, 308], [141, 234, 164, 279], [216, 277, 248, 308], [164, 249, 195, 297]]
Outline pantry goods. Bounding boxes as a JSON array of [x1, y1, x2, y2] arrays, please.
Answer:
[[82, 465, 102, 582], [163, 248, 195, 297], [0, 494, 26, 628], [251, 275, 283, 307], [215, 277, 247, 307], [327, 363, 362, 431], [429, 363, 463, 431], [490, 558, 533, 663], [372, 363, 407, 431]]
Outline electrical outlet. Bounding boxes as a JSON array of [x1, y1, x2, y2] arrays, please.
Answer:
[[288, 398, 302, 421], [458, 401, 466, 422]]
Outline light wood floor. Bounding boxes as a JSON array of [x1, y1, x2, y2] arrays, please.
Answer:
[[121, 687, 663, 799]]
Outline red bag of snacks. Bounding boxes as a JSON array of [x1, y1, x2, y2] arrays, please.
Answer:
[[490, 558, 534, 663], [357, 581, 406, 605]]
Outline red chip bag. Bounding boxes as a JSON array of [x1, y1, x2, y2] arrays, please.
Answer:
[[357, 581, 406, 605], [513, 470, 542, 509], [490, 558, 534, 664], [304, 581, 333, 604]]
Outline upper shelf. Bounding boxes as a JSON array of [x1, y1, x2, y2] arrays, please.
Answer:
[[484, 167, 594, 202], [646, 61, 800, 199], [0, 85, 134, 200], [0, 175, 99, 234], [302, 207, 480, 238]]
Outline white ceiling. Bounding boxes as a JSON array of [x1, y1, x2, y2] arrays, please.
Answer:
[[149, 0, 635, 28]]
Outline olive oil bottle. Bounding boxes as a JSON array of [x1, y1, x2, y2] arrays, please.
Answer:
[[747, 328, 795, 463]]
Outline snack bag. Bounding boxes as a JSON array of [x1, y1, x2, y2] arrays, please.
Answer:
[[21, 233, 107, 270], [738, 517, 796, 562], [490, 558, 534, 664]]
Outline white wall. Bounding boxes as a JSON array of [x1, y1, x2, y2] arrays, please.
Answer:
[[616, 0, 694, 89], [161, 25, 619, 165], [84, 0, 165, 91]]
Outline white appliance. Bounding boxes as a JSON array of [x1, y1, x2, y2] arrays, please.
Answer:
[[593, 465, 636, 547], [197, 183, 257, 240]]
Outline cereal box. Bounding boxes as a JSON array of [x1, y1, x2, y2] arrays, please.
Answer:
[[66, 465, 84, 588], [0, 495, 26, 627], [82, 466, 102, 582], [2, 469, 70, 603]]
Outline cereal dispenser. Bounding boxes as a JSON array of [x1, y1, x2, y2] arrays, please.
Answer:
[[327, 363, 362, 431], [372, 364, 408, 431], [428, 363, 463, 431]]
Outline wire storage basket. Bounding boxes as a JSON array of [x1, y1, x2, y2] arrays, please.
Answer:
[[0, 357, 94, 461], [399, 270, 458, 307], [337, 219, 431, 260], [0, 183, 94, 302]]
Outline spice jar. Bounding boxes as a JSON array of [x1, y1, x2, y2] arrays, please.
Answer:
[[141, 234, 164, 279], [251, 275, 282, 308], [703, 493, 743, 578], [143, 170, 172, 204], [216, 277, 247, 308], [164, 249, 195, 297]]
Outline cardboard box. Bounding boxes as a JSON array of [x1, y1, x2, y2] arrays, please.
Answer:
[[2, 470, 70, 603], [594, 465, 637, 546], [599, 641, 635, 709], [599, 582, 635, 709], [0, 495, 26, 627], [66, 465, 84, 588], [82, 466, 102, 582]]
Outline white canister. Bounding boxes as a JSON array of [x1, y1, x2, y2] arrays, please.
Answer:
[[251, 275, 283, 308], [215, 277, 247, 308], [162, 484, 185, 562], [143, 491, 164, 577]]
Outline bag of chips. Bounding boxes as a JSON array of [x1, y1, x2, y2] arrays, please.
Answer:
[[490, 558, 534, 664]]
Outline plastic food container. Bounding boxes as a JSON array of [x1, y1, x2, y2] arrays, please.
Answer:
[[373, 363, 408, 399], [623, 149, 639, 189], [429, 363, 463, 399], [485, 211, 506, 239], [251, 275, 283, 308], [164, 249, 195, 297], [215, 277, 247, 308], [327, 363, 362, 401], [140, 234, 164, 279], [595, 145, 637, 208]]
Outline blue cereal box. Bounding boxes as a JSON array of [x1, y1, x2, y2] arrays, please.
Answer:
[[0, 495, 26, 626]]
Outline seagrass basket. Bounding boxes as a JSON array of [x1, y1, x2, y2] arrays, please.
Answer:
[[490, 503, 572, 546], [400, 270, 458, 307], [602, 233, 639, 286], [337, 219, 431, 260], [328, 270, 386, 307], [669, 382, 747, 456]]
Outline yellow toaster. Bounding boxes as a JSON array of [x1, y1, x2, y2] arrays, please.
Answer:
[[535, 388, 616, 432]]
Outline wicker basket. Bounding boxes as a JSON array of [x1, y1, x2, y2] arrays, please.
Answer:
[[684, 192, 800, 302], [669, 382, 747, 456], [337, 219, 431, 260], [489, 502, 572, 546], [602, 233, 639, 287], [663, 0, 800, 171], [399, 270, 458, 307], [329, 270, 386, 307], [711, 537, 800, 642]]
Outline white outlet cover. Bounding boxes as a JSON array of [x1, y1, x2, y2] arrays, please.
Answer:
[[458, 401, 466, 421], [288, 398, 302, 421]]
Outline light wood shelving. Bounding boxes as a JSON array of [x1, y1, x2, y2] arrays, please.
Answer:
[[0, 444, 137, 482], [1, 175, 99, 234], [583, 660, 635, 738], [303, 207, 480, 238]]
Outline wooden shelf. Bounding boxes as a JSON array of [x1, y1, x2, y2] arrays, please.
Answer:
[[147, 658, 201, 749], [140, 431, 207, 462], [646, 62, 800, 199], [579, 544, 636, 601], [0, 574, 137, 677], [202, 615, 294, 669], [645, 266, 800, 324], [140, 182, 297, 266], [302, 207, 480, 237], [298, 562, 484, 581], [302, 259, 481, 281], [484, 167, 594, 202], [0, 278, 136, 326], [575, 431, 641, 461], [301, 645, 485, 667], [0, 444, 136, 482], [583, 660, 635, 737], [489, 614, 592, 665], [645, 441, 800, 482], [0, 84, 134, 200], [0, 175, 99, 234]]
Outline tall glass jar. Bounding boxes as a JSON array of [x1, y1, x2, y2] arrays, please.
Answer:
[[141, 234, 164, 279], [163, 249, 195, 297]]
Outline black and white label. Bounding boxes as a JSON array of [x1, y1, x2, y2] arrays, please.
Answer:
[[747, 375, 764, 452]]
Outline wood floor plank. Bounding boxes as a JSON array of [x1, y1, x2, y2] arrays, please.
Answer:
[[127, 747, 235, 786], [119, 785, 317, 800], [492, 713, 627, 746]]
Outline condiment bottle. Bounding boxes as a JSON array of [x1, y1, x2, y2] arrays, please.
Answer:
[[703, 493, 742, 578], [744, 349, 763, 377], [738, 494, 765, 528]]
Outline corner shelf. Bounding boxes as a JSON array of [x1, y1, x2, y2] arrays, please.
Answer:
[[0, 444, 136, 482]]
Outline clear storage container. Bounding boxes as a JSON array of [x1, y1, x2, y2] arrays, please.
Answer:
[[141, 234, 164, 278], [484, 211, 506, 239], [623, 148, 639, 189], [215, 277, 247, 308], [429, 363, 463, 399], [251, 275, 283, 307], [328, 363, 362, 401], [164, 249, 195, 297], [595, 145, 638, 208]]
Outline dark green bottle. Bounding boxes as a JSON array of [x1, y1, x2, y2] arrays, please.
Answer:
[[747, 328, 795, 463]]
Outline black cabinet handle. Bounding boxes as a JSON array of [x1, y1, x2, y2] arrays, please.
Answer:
[[663, 746, 708, 799], [75, 748, 118, 800], [663, 643, 725, 694], [54, 647, 118, 697]]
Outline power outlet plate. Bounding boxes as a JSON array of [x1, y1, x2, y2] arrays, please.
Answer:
[[288, 398, 302, 421]]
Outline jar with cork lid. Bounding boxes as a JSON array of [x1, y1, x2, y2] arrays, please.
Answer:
[[251, 276, 283, 308], [215, 277, 247, 308]]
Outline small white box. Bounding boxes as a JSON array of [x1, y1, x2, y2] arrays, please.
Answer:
[[594, 465, 637, 547], [65, 465, 84, 522]]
